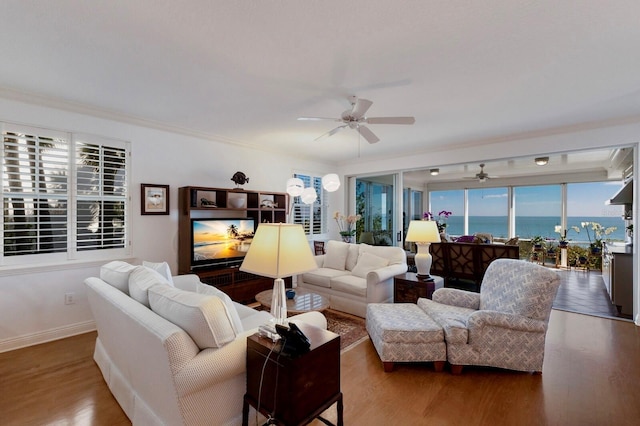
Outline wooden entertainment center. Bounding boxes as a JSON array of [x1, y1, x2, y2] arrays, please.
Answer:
[[178, 186, 289, 303]]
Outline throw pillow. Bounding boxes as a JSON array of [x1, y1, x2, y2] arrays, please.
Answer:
[[351, 252, 389, 278], [345, 243, 360, 271], [455, 235, 477, 243], [100, 261, 137, 294], [197, 283, 243, 334], [128, 266, 172, 307], [148, 285, 236, 350], [323, 240, 350, 271], [142, 260, 175, 286]]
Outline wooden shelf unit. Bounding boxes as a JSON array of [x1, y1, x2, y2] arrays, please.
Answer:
[[178, 186, 289, 303]]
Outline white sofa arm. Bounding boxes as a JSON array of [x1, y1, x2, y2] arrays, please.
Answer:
[[366, 263, 407, 286], [172, 274, 202, 292], [172, 330, 253, 397]]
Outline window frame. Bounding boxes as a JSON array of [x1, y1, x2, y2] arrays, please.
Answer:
[[291, 173, 327, 237], [1, 122, 131, 267]]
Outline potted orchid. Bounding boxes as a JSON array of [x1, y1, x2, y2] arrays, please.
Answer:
[[334, 212, 361, 243], [423, 210, 452, 233], [554, 226, 569, 247], [572, 222, 617, 253]]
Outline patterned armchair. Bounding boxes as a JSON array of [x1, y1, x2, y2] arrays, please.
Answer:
[[417, 258, 560, 374]]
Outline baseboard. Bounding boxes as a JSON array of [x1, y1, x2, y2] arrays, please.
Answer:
[[0, 320, 96, 353]]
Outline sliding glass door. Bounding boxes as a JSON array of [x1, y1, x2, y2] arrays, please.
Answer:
[[356, 175, 397, 246]]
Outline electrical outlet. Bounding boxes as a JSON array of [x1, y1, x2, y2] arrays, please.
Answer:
[[65, 292, 76, 305]]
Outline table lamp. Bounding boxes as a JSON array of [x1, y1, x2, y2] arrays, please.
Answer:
[[405, 220, 440, 279], [240, 223, 317, 323]]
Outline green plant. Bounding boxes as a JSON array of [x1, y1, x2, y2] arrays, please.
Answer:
[[531, 235, 545, 247]]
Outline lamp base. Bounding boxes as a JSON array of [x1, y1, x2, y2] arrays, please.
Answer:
[[414, 242, 434, 279], [270, 278, 288, 324], [416, 273, 435, 281]]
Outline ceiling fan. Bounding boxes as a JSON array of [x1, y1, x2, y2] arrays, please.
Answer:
[[464, 164, 498, 182], [297, 96, 415, 144]]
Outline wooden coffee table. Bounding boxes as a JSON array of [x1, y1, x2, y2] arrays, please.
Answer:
[[255, 288, 330, 314]]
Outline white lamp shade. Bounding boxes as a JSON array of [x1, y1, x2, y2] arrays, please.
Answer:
[[405, 220, 440, 243], [322, 173, 341, 192], [300, 187, 317, 204], [286, 177, 304, 196], [240, 223, 317, 278]]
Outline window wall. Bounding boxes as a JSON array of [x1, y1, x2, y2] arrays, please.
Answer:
[[429, 189, 464, 236], [356, 175, 395, 246], [514, 185, 561, 238], [429, 182, 626, 243], [468, 187, 508, 238], [567, 182, 626, 243]]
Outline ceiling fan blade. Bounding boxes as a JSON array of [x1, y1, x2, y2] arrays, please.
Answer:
[[357, 125, 380, 144], [297, 117, 341, 121], [366, 116, 415, 125], [351, 98, 373, 119], [315, 125, 347, 141]]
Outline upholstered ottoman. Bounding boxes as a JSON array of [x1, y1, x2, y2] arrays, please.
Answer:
[[366, 303, 446, 372]]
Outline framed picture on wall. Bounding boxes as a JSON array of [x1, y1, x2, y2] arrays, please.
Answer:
[[141, 184, 170, 215]]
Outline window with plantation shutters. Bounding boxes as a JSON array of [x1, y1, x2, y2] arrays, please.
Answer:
[[291, 173, 327, 236], [75, 137, 128, 252], [2, 122, 130, 265]]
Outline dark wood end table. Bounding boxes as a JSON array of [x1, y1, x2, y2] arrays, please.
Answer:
[[394, 272, 444, 303], [242, 322, 343, 426]]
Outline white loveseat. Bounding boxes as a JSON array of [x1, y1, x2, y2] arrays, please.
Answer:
[[85, 261, 327, 426], [297, 241, 408, 317]]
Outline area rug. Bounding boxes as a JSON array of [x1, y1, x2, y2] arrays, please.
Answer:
[[324, 309, 369, 352]]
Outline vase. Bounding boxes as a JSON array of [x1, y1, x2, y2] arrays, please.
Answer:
[[341, 235, 352, 243]]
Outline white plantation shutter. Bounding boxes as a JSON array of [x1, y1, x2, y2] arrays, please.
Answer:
[[75, 136, 128, 252], [2, 122, 129, 264], [292, 173, 327, 236], [2, 124, 69, 256]]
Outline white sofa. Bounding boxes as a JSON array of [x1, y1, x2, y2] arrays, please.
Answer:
[[297, 241, 408, 317], [85, 261, 327, 426]]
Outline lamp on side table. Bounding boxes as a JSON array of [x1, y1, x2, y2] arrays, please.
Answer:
[[405, 220, 440, 280], [240, 223, 317, 324]]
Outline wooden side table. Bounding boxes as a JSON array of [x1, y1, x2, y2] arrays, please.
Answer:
[[242, 322, 343, 426], [394, 273, 444, 303]]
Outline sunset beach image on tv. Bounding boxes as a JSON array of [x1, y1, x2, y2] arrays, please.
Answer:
[[192, 218, 255, 264]]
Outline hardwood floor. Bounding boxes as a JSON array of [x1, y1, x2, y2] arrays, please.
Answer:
[[1, 307, 639, 425]]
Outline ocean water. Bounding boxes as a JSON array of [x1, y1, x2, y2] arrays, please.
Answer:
[[444, 216, 627, 242]]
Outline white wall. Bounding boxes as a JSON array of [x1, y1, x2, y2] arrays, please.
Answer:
[[0, 97, 335, 351]]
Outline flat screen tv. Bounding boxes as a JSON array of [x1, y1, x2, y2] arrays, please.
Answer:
[[191, 217, 256, 269]]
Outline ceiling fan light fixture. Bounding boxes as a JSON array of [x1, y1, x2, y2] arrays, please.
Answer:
[[286, 177, 304, 196], [321, 173, 340, 192], [430, 168, 439, 176], [300, 187, 317, 205], [535, 156, 549, 166]]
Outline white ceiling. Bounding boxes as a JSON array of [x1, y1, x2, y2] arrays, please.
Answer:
[[2, 1, 640, 172]]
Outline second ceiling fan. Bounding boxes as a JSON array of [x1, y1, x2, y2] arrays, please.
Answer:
[[464, 164, 499, 182], [297, 95, 415, 144]]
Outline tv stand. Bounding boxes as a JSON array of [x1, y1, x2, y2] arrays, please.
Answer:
[[195, 266, 277, 304], [178, 186, 290, 304]]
